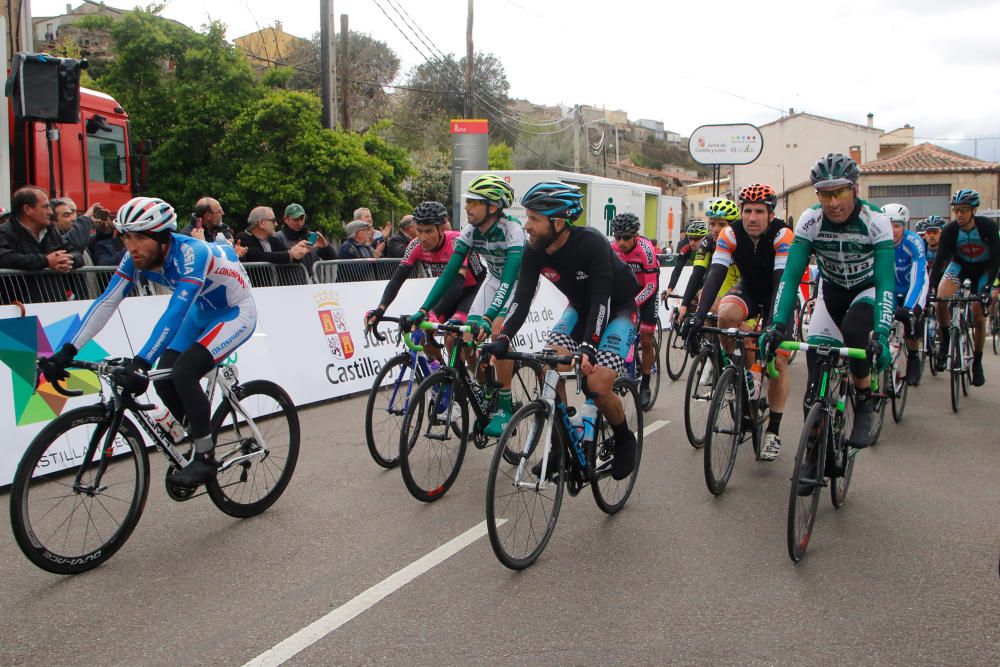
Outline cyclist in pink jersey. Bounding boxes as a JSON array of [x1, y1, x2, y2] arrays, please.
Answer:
[[610, 212, 660, 407]]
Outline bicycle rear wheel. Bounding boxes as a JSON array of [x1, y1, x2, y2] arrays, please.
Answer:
[[704, 367, 742, 496], [365, 353, 421, 469], [592, 378, 644, 514], [399, 370, 469, 502], [926, 321, 939, 376], [831, 385, 856, 508], [643, 334, 662, 411], [993, 313, 999, 354], [684, 347, 717, 448], [961, 329, 973, 396], [10, 406, 149, 574], [665, 325, 689, 381], [207, 380, 300, 518], [950, 333, 961, 413], [870, 366, 890, 446], [486, 401, 564, 569], [788, 402, 826, 562], [891, 350, 908, 423], [511, 359, 543, 413]]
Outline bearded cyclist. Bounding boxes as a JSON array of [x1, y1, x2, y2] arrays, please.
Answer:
[[761, 153, 895, 459], [681, 199, 741, 340], [410, 174, 524, 437], [688, 184, 794, 461], [610, 212, 660, 407], [365, 201, 483, 351], [38, 197, 257, 488], [883, 203, 927, 386], [929, 189, 1000, 385], [482, 181, 641, 480]]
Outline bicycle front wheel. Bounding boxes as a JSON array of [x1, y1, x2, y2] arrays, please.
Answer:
[[399, 370, 469, 502], [704, 367, 742, 496], [870, 367, 890, 446], [993, 314, 999, 354], [486, 401, 564, 569], [642, 333, 663, 411], [592, 377, 644, 514], [961, 329, 973, 396], [365, 353, 421, 469], [665, 325, 689, 381], [207, 380, 300, 518], [831, 386, 856, 509], [788, 402, 826, 562], [684, 347, 717, 448], [891, 351, 908, 423], [950, 333, 961, 413], [10, 406, 150, 574]]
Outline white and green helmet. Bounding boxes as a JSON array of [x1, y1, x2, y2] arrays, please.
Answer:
[[463, 174, 515, 210]]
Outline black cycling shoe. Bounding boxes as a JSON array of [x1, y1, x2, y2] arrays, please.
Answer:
[[611, 430, 637, 481], [639, 383, 651, 408], [530, 454, 559, 481], [169, 452, 218, 488], [972, 358, 986, 387], [906, 352, 921, 386], [847, 400, 875, 449], [935, 333, 950, 372]]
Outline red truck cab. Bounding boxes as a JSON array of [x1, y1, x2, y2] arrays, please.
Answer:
[[9, 86, 138, 213]]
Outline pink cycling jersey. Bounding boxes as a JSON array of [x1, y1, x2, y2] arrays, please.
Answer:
[[401, 230, 478, 288], [612, 236, 659, 306]]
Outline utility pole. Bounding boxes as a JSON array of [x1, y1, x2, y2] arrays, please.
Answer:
[[464, 0, 474, 118], [614, 125, 620, 165], [319, 0, 337, 129], [573, 106, 582, 173], [339, 14, 350, 131]]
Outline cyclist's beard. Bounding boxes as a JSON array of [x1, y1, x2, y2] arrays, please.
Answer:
[[136, 243, 169, 271]]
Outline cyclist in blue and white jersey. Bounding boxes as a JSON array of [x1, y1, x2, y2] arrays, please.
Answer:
[[929, 189, 1000, 385], [883, 204, 927, 385], [39, 197, 257, 488]]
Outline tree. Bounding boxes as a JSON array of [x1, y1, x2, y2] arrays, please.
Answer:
[[284, 31, 399, 131], [215, 90, 411, 237], [488, 143, 514, 171], [407, 151, 452, 206]]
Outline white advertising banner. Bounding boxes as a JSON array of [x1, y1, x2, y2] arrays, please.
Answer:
[[688, 123, 763, 166]]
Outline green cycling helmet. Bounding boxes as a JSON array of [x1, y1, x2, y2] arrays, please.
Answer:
[[464, 174, 515, 209], [706, 198, 740, 222], [686, 220, 709, 238]]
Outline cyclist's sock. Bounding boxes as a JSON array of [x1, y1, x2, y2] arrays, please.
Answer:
[[611, 419, 631, 442], [192, 434, 213, 454], [856, 386, 872, 404], [498, 388, 513, 411], [974, 351, 983, 364], [640, 373, 650, 387], [767, 411, 782, 435]]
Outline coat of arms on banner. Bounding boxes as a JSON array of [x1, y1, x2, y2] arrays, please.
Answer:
[[315, 291, 355, 360]]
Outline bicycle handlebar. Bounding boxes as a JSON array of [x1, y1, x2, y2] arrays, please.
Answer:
[[401, 320, 475, 352], [43, 359, 120, 398], [766, 341, 868, 378]]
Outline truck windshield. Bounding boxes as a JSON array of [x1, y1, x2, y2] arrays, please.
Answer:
[[87, 123, 127, 184]]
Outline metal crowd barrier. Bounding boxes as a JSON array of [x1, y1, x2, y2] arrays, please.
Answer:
[[0, 266, 145, 304], [312, 258, 405, 284], [240, 262, 312, 287]]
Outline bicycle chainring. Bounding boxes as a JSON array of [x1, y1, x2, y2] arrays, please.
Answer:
[[164, 465, 198, 501]]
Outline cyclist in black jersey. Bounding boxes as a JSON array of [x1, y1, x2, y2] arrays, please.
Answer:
[[662, 222, 708, 308], [928, 189, 1000, 385], [482, 181, 641, 480]]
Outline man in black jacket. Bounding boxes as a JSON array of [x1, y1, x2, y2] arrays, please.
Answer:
[[236, 206, 311, 264], [0, 186, 84, 302], [180, 197, 234, 243], [275, 203, 336, 278], [386, 215, 416, 258]]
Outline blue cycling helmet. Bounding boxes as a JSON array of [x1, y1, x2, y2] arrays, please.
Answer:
[[951, 189, 980, 207], [924, 215, 945, 229], [521, 181, 584, 222]]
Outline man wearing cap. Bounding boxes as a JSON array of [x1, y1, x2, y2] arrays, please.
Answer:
[[275, 202, 336, 276], [386, 214, 417, 258], [235, 206, 310, 264]]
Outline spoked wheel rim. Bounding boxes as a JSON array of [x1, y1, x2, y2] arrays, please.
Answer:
[[788, 404, 825, 562], [684, 348, 717, 449], [704, 368, 741, 496], [592, 378, 643, 513]]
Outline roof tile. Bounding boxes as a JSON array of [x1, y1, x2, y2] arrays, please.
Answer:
[[861, 142, 1000, 174]]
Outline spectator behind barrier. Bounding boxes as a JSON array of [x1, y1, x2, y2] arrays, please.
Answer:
[[181, 197, 234, 243], [0, 186, 84, 302], [235, 206, 310, 264], [88, 212, 126, 266], [0, 208, 9, 224], [275, 202, 336, 277], [50, 197, 102, 260], [339, 220, 375, 260], [386, 214, 416, 258]]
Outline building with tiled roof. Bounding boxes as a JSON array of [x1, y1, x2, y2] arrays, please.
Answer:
[[861, 142, 1000, 175]]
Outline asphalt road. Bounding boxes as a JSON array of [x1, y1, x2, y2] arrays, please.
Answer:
[[3, 349, 999, 666]]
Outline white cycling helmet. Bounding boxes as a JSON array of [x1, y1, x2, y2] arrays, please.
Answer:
[[881, 203, 910, 226], [114, 197, 177, 233]]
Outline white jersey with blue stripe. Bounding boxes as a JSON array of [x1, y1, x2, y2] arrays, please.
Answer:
[[894, 229, 927, 309], [71, 234, 254, 364]]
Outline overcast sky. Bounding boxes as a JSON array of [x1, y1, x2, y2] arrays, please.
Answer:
[[33, 0, 1000, 160]]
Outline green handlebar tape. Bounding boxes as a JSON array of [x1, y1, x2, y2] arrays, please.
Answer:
[[418, 320, 472, 334], [766, 340, 868, 378], [403, 332, 423, 352]]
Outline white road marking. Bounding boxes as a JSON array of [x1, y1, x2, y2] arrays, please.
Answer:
[[242, 521, 492, 667], [245, 420, 669, 666]]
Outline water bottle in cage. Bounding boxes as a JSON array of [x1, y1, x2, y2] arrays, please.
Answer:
[[150, 405, 185, 443], [578, 400, 598, 444]]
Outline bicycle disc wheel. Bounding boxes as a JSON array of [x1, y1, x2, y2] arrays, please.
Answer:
[[891, 351, 908, 423], [704, 367, 742, 496], [365, 353, 422, 469], [684, 347, 717, 449], [643, 335, 662, 411], [399, 370, 469, 502], [950, 334, 961, 413], [486, 401, 564, 569], [592, 377, 644, 514], [10, 406, 150, 574], [788, 402, 826, 562], [665, 326, 689, 381], [207, 380, 300, 518], [831, 385, 856, 508]]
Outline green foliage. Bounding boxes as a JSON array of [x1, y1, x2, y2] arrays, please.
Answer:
[[407, 151, 452, 206], [261, 66, 294, 89], [631, 152, 664, 170], [488, 142, 514, 171]]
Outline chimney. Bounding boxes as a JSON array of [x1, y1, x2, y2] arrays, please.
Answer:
[[66, 3, 72, 14], [788, 107, 795, 115], [274, 20, 283, 32], [849, 145, 862, 165], [867, 112, 874, 128]]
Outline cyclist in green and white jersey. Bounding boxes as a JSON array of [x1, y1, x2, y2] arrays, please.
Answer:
[[411, 174, 525, 437], [761, 153, 895, 451]]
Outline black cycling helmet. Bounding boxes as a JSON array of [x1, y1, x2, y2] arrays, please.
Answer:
[[610, 212, 641, 236], [924, 215, 945, 229], [950, 189, 980, 208], [810, 153, 860, 190], [412, 200, 449, 225]]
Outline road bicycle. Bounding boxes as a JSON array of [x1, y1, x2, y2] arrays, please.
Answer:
[[683, 313, 720, 449], [699, 326, 771, 495], [485, 349, 643, 569], [663, 294, 691, 381], [922, 305, 939, 377], [769, 341, 874, 562], [930, 281, 979, 413], [397, 321, 540, 502], [625, 317, 662, 411], [10, 358, 299, 574]]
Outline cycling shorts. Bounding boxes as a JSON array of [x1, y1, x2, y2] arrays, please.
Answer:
[[170, 302, 257, 363], [468, 274, 511, 321], [638, 297, 658, 333], [720, 279, 771, 322], [547, 305, 636, 375], [430, 284, 478, 324], [943, 261, 991, 292], [807, 279, 874, 346]]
